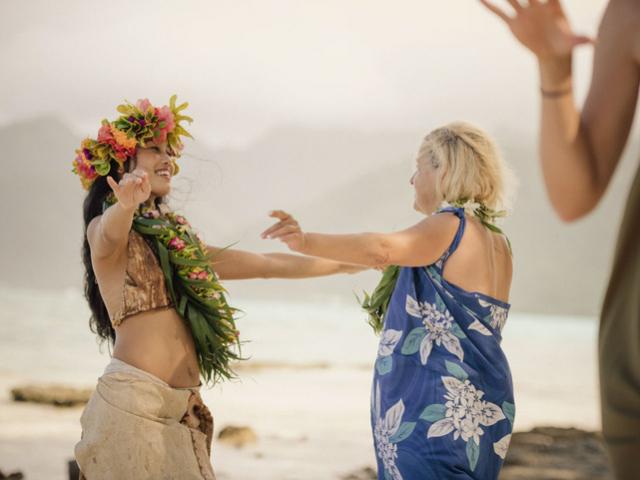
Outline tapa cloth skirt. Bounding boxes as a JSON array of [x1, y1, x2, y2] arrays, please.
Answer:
[[74, 357, 215, 479]]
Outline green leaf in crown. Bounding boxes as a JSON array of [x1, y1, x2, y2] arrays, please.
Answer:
[[103, 194, 244, 386]]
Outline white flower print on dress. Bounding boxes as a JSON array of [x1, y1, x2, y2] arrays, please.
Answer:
[[378, 329, 403, 357], [402, 294, 465, 365], [419, 362, 508, 472], [468, 319, 492, 336], [372, 382, 416, 480], [479, 299, 509, 333], [493, 434, 512, 459], [375, 329, 403, 376]]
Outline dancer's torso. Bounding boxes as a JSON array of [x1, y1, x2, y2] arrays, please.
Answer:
[[94, 230, 202, 388]]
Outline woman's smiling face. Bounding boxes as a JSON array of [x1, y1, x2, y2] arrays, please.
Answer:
[[131, 141, 175, 198]]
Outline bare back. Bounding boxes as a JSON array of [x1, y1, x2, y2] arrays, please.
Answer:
[[441, 214, 512, 305]]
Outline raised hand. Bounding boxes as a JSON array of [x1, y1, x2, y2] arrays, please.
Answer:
[[106, 168, 151, 210], [479, 0, 593, 60], [261, 210, 306, 252]]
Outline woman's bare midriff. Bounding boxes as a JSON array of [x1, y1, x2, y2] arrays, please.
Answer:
[[112, 307, 201, 388]]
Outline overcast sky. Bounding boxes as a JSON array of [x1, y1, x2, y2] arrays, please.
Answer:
[[0, 0, 612, 148]]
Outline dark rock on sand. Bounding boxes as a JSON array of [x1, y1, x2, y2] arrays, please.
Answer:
[[340, 427, 613, 480], [68, 459, 80, 480], [10, 384, 93, 407], [0, 469, 24, 479], [340, 466, 377, 480], [217, 425, 258, 448], [500, 427, 613, 480]]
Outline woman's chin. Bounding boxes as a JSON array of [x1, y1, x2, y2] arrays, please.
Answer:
[[151, 184, 171, 198]]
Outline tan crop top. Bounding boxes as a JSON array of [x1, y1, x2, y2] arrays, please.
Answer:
[[111, 230, 173, 327]]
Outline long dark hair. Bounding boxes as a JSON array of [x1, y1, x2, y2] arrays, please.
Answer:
[[81, 160, 166, 350], [82, 169, 120, 349]]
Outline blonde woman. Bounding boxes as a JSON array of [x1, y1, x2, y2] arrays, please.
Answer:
[[263, 122, 516, 479]]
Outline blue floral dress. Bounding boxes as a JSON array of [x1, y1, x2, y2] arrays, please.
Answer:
[[371, 206, 515, 480]]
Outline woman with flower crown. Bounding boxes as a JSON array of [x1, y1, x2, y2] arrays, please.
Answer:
[[262, 121, 516, 479], [72, 96, 366, 479]]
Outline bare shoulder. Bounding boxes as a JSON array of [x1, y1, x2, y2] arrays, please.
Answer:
[[382, 210, 461, 267], [86, 215, 102, 247], [406, 210, 461, 253], [86, 214, 129, 262], [415, 210, 462, 241]]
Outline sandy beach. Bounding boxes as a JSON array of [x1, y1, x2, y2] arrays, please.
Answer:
[[0, 294, 601, 479]]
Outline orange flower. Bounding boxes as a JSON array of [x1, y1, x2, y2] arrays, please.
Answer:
[[111, 125, 137, 149]]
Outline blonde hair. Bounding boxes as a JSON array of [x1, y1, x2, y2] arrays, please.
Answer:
[[418, 121, 515, 212]]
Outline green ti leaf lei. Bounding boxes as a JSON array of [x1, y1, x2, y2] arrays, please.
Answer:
[[103, 194, 243, 385], [359, 199, 512, 335]]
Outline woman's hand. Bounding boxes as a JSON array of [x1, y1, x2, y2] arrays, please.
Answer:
[[479, 0, 592, 60], [261, 210, 306, 252], [106, 169, 151, 210]]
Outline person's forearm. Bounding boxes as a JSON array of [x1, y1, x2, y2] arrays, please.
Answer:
[[263, 253, 368, 279], [299, 232, 389, 267], [538, 57, 601, 221], [209, 246, 368, 280], [99, 202, 136, 246]]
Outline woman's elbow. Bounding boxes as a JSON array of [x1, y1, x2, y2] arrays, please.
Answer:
[[367, 237, 394, 268], [552, 194, 600, 223]]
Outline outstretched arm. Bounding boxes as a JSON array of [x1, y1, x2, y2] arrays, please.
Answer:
[[261, 210, 459, 268], [87, 169, 150, 260], [206, 245, 368, 280], [480, 0, 640, 221]]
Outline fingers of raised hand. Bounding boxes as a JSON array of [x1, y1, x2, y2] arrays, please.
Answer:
[[268, 209, 292, 220], [479, 0, 512, 23], [106, 175, 120, 194], [269, 224, 300, 240], [261, 219, 298, 239], [262, 211, 298, 238], [131, 169, 148, 181], [571, 34, 594, 47], [505, 0, 523, 12], [122, 170, 151, 189], [118, 173, 140, 187]]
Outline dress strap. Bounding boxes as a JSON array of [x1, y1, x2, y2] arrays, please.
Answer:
[[435, 206, 466, 265]]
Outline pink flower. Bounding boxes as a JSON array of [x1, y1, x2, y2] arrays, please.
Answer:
[[143, 209, 160, 219], [188, 267, 209, 281], [72, 146, 98, 189], [97, 122, 113, 143], [136, 98, 153, 113], [168, 236, 186, 251], [154, 106, 175, 143], [175, 215, 188, 225], [97, 122, 136, 161]]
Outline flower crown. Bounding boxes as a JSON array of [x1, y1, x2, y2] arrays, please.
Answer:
[[72, 95, 193, 190]]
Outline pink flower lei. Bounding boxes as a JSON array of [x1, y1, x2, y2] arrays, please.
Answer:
[[102, 194, 244, 385]]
